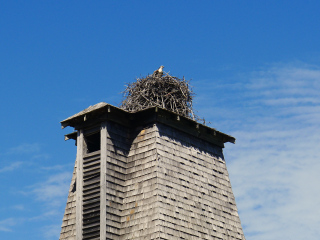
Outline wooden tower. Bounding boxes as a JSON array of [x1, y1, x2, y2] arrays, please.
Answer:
[[59, 102, 246, 240]]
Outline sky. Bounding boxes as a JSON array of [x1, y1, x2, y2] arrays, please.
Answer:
[[0, 1, 320, 239]]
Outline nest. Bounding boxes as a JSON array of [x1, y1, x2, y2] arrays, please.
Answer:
[[120, 72, 203, 122]]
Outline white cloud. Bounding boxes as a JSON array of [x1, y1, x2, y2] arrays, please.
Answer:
[[41, 224, 62, 240], [31, 172, 71, 207], [32, 153, 50, 160], [6, 143, 40, 155], [41, 164, 71, 171], [29, 209, 64, 221], [195, 63, 320, 240], [7, 170, 72, 239], [0, 218, 18, 232], [12, 205, 25, 211], [0, 162, 23, 173]]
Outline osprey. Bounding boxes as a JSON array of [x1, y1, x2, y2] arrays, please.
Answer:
[[153, 65, 164, 77]]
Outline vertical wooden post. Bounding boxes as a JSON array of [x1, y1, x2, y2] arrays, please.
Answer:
[[100, 122, 107, 240], [76, 130, 84, 240]]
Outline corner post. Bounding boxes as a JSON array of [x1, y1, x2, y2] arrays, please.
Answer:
[[76, 129, 84, 240], [100, 122, 107, 239]]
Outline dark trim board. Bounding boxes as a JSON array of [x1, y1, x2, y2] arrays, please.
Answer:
[[61, 103, 235, 148]]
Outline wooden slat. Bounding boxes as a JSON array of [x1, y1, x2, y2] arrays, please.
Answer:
[[83, 149, 100, 240]]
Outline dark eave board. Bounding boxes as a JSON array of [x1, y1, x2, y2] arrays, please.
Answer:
[[61, 102, 235, 145]]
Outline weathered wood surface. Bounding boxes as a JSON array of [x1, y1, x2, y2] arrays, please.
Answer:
[[59, 121, 245, 240], [82, 152, 101, 240], [59, 160, 77, 240], [100, 123, 107, 240], [76, 130, 84, 240]]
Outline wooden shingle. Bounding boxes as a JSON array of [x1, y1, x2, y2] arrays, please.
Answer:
[[59, 104, 245, 240]]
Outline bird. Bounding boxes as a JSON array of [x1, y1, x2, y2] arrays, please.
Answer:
[[153, 65, 164, 77]]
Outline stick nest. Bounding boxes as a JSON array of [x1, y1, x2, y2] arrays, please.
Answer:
[[120, 73, 204, 123]]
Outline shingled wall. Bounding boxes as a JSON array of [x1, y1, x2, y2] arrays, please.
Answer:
[[60, 161, 77, 240], [155, 123, 244, 240], [59, 120, 245, 240]]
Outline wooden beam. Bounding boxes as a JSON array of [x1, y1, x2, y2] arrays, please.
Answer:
[[76, 130, 84, 240], [100, 122, 107, 240], [64, 131, 77, 141]]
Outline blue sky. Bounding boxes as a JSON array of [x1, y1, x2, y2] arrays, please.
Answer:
[[1, 1, 320, 239]]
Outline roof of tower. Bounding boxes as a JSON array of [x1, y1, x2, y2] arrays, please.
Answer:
[[61, 102, 235, 147]]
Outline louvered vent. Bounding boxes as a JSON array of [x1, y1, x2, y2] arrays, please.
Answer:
[[82, 152, 101, 240]]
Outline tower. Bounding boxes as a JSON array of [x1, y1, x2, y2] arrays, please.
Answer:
[[59, 102, 246, 240]]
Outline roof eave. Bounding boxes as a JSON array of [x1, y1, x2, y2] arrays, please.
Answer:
[[61, 104, 235, 145]]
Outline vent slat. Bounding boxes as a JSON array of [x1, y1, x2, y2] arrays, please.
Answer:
[[83, 168, 101, 176], [83, 220, 100, 229], [83, 176, 100, 184], [83, 187, 100, 195], [83, 193, 100, 201], [83, 163, 100, 170], [83, 182, 100, 190], [83, 155, 100, 240], [83, 197, 100, 205], [83, 225, 100, 234]]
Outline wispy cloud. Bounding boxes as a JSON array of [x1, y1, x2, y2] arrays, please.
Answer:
[[32, 153, 50, 160], [29, 209, 64, 221], [0, 161, 23, 173], [41, 224, 62, 240], [6, 143, 41, 155], [195, 62, 320, 240], [41, 164, 71, 171], [4, 170, 72, 239], [24, 171, 72, 239], [12, 205, 25, 211], [31, 172, 71, 207], [0, 218, 18, 232]]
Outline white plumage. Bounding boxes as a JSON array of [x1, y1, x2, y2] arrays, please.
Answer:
[[153, 65, 164, 77]]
